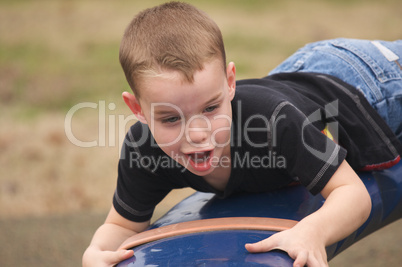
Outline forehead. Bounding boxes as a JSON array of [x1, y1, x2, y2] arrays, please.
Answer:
[[138, 61, 226, 108]]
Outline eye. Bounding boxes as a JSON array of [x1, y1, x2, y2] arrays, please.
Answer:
[[204, 105, 219, 113], [161, 116, 180, 124]]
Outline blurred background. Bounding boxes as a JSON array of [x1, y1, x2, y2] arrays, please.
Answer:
[[0, 0, 401, 266]]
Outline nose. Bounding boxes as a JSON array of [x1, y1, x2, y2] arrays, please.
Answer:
[[185, 115, 210, 146]]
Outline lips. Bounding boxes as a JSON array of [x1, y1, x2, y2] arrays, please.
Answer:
[[186, 149, 214, 172]]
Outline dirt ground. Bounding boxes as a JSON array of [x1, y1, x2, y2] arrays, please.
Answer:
[[1, 0, 401, 266], [0, 198, 401, 267]]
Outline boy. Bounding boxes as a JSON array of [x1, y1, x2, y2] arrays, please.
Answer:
[[83, 2, 402, 267]]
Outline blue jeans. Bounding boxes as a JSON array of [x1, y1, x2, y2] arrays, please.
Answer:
[[269, 38, 402, 142]]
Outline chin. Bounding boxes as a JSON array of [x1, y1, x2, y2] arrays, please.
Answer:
[[188, 166, 215, 177]]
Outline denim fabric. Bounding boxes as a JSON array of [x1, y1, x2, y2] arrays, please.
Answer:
[[269, 38, 402, 142]]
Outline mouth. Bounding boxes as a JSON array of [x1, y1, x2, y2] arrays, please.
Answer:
[[185, 149, 214, 172], [188, 150, 212, 163]]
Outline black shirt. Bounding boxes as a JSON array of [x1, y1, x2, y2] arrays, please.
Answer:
[[113, 72, 402, 222]]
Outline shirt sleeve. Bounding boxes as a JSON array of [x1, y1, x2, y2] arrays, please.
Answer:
[[112, 126, 174, 222], [273, 101, 347, 195]]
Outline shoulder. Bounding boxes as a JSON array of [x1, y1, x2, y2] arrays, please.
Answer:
[[122, 121, 163, 156], [233, 78, 289, 118]]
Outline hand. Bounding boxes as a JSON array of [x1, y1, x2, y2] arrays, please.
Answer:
[[82, 246, 134, 267], [245, 227, 328, 267]]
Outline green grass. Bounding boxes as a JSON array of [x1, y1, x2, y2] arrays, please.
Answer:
[[1, 0, 401, 115]]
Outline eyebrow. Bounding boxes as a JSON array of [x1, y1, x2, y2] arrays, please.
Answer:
[[204, 91, 223, 106], [152, 92, 223, 116], [153, 108, 178, 116]]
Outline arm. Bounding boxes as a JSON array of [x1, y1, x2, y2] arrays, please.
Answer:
[[82, 206, 150, 267], [245, 159, 372, 267]]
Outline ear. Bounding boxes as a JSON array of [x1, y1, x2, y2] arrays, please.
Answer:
[[122, 91, 147, 124], [226, 62, 236, 101]]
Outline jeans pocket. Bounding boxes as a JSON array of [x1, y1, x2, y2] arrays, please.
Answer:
[[330, 39, 402, 83]]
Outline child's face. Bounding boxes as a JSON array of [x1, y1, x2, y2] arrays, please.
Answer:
[[125, 60, 236, 177]]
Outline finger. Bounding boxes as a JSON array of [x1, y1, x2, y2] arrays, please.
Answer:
[[306, 254, 321, 267], [318, 250, 329, 267], [245, 238, 277, 253], [296, 251, 324, 267], [120, 250, 134, 260], [104, 250, 134, 265], [293, 251, 308, 267]]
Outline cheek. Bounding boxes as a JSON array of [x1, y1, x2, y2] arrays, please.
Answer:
[[152, 126, 183, 151], [211, 116, 232, 146]]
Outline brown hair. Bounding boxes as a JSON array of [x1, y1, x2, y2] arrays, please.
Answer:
[[119, 1, 226, 97]]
